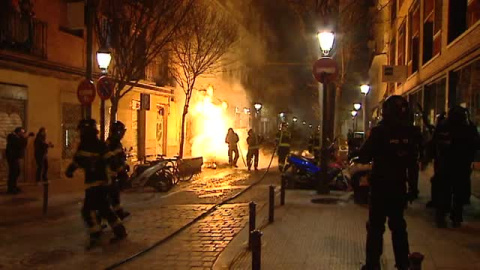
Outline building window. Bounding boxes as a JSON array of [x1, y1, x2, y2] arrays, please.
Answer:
[[468, 0, 480, 27], [448, 0, 467, 43], [423, 0, 442, 63], [408, 1, 420, 75], [424, 78, 446, 125], [398, 22, 406, 66], [391, 0, 397, 25]]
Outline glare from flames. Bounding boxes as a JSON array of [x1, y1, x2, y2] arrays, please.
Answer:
[[191, 88, 233, 163]]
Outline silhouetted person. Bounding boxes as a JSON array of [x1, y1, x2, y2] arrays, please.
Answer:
[[432, 106, 479, 228], [225, 128, 239, 167], [359, 96, 418, 270], [6, 127, 32, 194], [426, 112, 446, 208], [246, 129, 261, 171], [34, 127, 53, 182]]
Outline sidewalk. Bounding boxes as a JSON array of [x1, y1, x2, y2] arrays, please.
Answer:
[[0, 176, 86, 225], [215, 169, 480, 270]]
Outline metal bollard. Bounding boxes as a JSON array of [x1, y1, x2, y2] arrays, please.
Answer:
[[409, 252, 424, 270], [280, 175, 285, 206], [251, 230, 262, 270], [248, 201, 256, 249], [269, 185, 275, 223], [42, 181, 49, 215]]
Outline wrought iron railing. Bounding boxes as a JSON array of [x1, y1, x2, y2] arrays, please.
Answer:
[[0, 11, 47, 58]]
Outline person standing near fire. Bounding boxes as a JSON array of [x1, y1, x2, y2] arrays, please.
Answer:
[[276, 123, 291, 172], [225, 128, 239, 167], [246, 129, 261, 171]]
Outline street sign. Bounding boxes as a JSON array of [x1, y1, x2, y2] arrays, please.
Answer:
[[77, 79, 96, 105], [97, 76, 114, 100], [140, 93, 150, 110], [312, 57, 338, 84]]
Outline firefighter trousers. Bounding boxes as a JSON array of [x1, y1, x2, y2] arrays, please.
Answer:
[[246, 149, 259, 169], [277, 146, 290, 171], [82, 185, 125, 238]]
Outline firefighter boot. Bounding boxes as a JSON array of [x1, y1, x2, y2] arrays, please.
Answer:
[[116, 209, 131, 221], [86, 231, 102, 250], [110, 224, 127, 243]]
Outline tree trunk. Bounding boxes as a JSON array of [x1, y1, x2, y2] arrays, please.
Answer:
[[179, 108, 188, 158], [110, 97, 119, 129]]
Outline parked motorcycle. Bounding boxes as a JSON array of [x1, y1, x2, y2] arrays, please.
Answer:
[[283, 154, 349, 191], [124, 155, 176, 192]]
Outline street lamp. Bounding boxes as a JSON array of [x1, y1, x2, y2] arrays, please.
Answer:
[[360, 84, 370, 132], [315, 31, 335, 194], [96, 47, 112, 73], [351, 110, 358, 131], [253, 103, 262, 134], [254, 103, 262, 111], [317, 31, 335, 56], [96, 47, 112, 141], [302, 121, 307, 125], [353, 103, 362, 111], [292, 117, 298, 123]]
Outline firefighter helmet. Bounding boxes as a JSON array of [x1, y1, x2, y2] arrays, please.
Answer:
[[382, 95, 410, 125], [110, 121, 126, 139]]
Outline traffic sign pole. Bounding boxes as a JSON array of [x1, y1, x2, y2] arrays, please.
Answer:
[[312, 58, 338, 195]]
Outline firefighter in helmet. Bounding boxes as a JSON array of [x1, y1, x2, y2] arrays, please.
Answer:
[[66, 119, 127, 249], [308, 129, 321, 161], [105, 121, 130, 220], [276, 123, 291, 171], [246, 129, 261, 171]]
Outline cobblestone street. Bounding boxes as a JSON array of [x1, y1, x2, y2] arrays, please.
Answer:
[[0, 167, 279, 269]]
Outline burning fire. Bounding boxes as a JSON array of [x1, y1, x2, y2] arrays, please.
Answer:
[[191, 88, 234, 163]]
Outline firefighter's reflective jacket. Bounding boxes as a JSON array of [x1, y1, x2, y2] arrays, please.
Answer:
[[66, 139, 110, 188], [105, 137, 128, 180], [247, 134, 261, 150], [308, 134, 321, 152], [276, 130, 291, 148]]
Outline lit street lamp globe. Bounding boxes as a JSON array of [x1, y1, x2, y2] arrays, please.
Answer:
[[351, 110, 358, 117], [292, 117, 298, 122], [353, 103, 362, 111], [96, 47, 112, 71], [302, 121, 307, 125], [309, 124, 313, 128], [317, 31, 335, 56], [254, 103, 262, 111], [279, 112, 285, 118], [360, 84, 370, 95]]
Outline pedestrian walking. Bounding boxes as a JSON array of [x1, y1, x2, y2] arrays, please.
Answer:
[[225, 128, 239, 167], [246, 129, 261, 171], [358, 96, 419, 270], [65, 119, 127, 250], [34, 127, 53, 183], [431, 106, 479, 228], [276, 123, 291, 172], [105, 121, 130, 220], [6, 127, 33, 194]]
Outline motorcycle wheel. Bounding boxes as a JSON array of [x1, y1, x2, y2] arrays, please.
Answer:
[[148, 170, 174, 192]]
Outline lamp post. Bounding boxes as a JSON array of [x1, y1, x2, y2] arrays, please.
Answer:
[[360, 84, 370, 132], [96, 47, 112, 141], [254, 103, 262, 134], [351, 110, 358, 131], [316, 31, 335, 194]]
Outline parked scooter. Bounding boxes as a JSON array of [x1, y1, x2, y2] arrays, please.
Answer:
[[282, 153, 349, 190]]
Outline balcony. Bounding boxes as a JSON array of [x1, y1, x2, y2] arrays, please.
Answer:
[[0, 11, 47, 58]]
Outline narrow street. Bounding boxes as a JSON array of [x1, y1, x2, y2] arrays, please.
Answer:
[[0, 166, 281, 270]]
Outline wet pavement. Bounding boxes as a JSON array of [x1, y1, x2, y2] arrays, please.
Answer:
[[0, 165, 280, 269]]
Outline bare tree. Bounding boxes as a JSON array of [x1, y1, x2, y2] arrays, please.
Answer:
[[170, 1, 238, 158], [95, 0, 195, 125]]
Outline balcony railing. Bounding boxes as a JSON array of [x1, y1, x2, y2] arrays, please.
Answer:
[[0, 11, 47, 58]]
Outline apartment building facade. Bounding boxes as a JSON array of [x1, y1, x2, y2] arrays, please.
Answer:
[[368, 0, 480, 127]]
